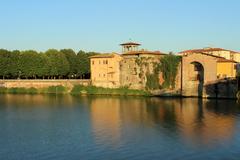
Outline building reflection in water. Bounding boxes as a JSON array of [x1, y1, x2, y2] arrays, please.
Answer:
[[174, 99, 237, 147], [89, 97, 239, 148], [1, 95, 238, 148], [89, 97, 122, 147]]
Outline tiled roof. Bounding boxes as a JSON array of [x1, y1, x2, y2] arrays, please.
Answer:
[[179, 48, 239, 54], [122, 50, 166, 56], [182, 51, 237, 63], [89, 53, 119, 58], [120, 42, 141, 46]]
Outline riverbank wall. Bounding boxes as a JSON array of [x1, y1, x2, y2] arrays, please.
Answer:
[[182, 78, 238, 99], [0, 80, 90, 90], [0, 79, 238, 99]]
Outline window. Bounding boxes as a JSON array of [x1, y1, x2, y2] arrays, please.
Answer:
[[106, 60, 108, 64], [92, 60, 94, 65], [99, 60, 101, 64]]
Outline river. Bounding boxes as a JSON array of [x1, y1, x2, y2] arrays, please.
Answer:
[[0, 95, 240, 160]]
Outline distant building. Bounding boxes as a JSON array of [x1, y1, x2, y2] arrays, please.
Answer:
[[179, 47, 240, 62], [90, 42, 239, 97]]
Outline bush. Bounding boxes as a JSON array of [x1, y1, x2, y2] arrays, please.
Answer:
[[71, 85, 150, 96], [8, 88, 27, 94], [27, 87, 38, 94], [0, 87, 38, 94], [47, 85, 67, 94], [0, 87, 7, 94]]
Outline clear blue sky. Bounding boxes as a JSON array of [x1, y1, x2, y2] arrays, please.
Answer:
[[0, 0, 239, 53]]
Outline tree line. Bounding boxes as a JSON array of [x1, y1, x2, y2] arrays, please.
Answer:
[[0, 49, 98, 79]]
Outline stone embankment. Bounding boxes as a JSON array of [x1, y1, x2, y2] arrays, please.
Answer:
[[0, 80, 90, 90], [0, 79, 238, 99]]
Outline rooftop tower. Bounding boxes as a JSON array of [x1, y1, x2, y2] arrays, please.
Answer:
[[120, 42, 141, 53]]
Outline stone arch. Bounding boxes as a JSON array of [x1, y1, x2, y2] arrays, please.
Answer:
[[190, 61, 204, 96], [181, 52, 218, 97], [190, 61, 204, 83]]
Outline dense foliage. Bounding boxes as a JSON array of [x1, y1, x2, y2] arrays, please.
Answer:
[[160, 54, 181, 89], [146, 73, 160, 90], [0, 49, 98, 79]]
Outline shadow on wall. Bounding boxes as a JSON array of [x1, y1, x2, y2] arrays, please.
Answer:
[[205, 78, 238, 99]]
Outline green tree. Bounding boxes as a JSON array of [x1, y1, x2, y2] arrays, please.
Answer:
[[76, 51, 98, 79], [36, 53, 51, 79], [76, 50, 88, 78], [19, 50, 40, 79], [60, 49, 78, 78], [0, 48, 98, 79], [0, 49, 11, 79], [8, 50, 21, 79], [45, 49, 70, 79], [0, 49, 21, 79]]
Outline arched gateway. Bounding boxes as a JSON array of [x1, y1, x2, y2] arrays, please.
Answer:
[[190, 62, 204, 96], [181, 52, 218, 97]]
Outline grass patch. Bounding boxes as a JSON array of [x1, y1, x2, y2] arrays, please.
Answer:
[[0, 87, 38, 94], [71, 85, 150, 96], [0, 85, 67, 95], [0, 85, 149, 96], [45, 86, 68, 94], [26, 87, 38, 94], [0, 87, 8, 94]]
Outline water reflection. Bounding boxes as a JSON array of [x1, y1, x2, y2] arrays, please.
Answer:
[[88, 97, 240, 148], [90, 97, 122, 147], [0, 95, 240, 159]]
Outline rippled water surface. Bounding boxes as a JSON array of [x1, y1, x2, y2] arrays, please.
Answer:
[[0, 95, 240, 160]]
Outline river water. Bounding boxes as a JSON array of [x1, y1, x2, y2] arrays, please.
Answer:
[[0, 95, 240, 160]]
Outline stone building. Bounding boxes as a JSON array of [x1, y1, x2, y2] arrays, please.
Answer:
[[90, 42, 239, 98], [120, 42, 166, 89], [181, 52, 237, 97], [90, 53, 122, 88], [90, 42, 166, 90]]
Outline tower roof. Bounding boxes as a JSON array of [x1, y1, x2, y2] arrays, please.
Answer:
[[120, 42, 141, 46]]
